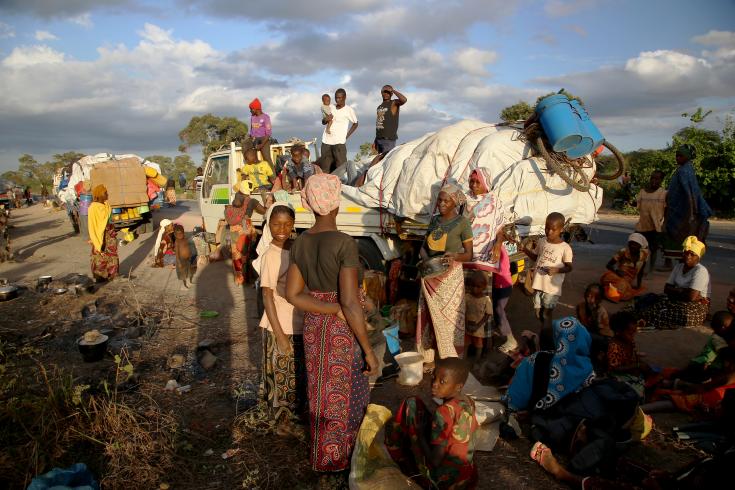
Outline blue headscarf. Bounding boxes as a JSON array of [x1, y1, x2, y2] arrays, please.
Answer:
[[505, 317, 595, 411]]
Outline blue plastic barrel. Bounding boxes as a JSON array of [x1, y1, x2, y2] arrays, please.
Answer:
[[535, 94, 583, 152], [566, 100, 604, 158]]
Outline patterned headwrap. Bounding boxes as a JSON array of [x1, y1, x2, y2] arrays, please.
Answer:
[[92, 184, 108, 202], [469, 168, 492, 197], [439, 183, 466, 207], [682, 235, 705, 258], [628, 232, 649, 249], [301, 173, 341, 216], [677, 144, 696, 161]]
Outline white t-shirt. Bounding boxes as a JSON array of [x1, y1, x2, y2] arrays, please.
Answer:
[[322, 104, 358, 145], [667, 263, 710, 298], [531, 238, 573, 296]]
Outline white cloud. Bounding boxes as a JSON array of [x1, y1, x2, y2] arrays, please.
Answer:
[[0, 21, 15, 39], [455, 48, 498, 76], [692, 30, 735, 46], [69, 13, 93, 28], [34, 30, 59, 41], [2, 45, 66, 68], [624, 50, 710, 85]]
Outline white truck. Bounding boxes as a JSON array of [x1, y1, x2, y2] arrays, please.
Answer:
[[198, 120, 614, 284]]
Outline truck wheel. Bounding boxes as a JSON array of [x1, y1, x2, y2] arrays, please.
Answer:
[[356, 238, 385, 272]]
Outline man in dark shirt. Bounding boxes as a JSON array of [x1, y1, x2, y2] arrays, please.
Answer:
[[374, 85, 407, 156]]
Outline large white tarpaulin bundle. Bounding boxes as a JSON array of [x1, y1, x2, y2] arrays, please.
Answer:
[[341, 120, 603, 234]]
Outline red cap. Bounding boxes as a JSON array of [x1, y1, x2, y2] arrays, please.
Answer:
[[248, 98, 261, 110]]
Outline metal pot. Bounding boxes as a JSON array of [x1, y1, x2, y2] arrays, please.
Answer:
[[0, 285, 19, 301], [417, 256, 449, 279]]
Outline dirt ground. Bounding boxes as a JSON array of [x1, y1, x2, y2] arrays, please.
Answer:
[[1, 202, 732, 489]]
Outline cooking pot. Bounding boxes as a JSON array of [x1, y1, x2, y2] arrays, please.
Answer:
[[417, 256, 449, 279], [0, 285, 19, 301]]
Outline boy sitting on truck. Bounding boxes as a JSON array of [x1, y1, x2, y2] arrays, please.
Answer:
[[239, 148, 274, 192]]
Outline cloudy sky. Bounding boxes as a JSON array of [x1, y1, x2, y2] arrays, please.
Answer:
[[0, 0, 734, 171]]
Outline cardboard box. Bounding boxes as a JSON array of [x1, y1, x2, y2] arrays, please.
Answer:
[[90, 157, 148, 207]]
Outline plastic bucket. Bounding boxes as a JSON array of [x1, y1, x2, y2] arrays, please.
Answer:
[[382, 323, 401, 357], [395, 351, 424, 386], [535, 94, 583, 152], [566, 100, 604, 158]]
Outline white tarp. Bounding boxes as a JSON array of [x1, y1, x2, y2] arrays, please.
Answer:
[[342, 120, 602, 234]]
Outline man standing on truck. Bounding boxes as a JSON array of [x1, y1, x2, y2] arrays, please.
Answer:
[[374, 85, 407, 156], [320, 88, 358, 173], [244, 98, 274, 168]]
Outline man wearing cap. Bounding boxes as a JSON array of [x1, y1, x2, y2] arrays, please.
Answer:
[[244, 98, 274, 168], [320, 88, 358, 173], [374, 84, 407, 156]]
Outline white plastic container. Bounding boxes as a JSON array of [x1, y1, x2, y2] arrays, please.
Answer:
[[394, 352, 424, 386]]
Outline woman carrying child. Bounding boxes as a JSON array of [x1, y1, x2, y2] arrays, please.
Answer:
[[223, 186, 265, 285], [464, 167, 517, 354], [600, 233, 649, 302], [254, 201, 306, 437], [417, 184, 473, 364], [385, 357, 479, 489]]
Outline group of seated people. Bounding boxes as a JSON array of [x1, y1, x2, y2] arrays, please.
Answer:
[[233, 143, 321, 196]]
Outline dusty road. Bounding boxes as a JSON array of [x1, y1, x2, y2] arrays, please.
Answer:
[[1, 202, 734, 488]]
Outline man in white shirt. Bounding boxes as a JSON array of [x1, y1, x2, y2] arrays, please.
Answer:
[[320, 88, 358, 173]]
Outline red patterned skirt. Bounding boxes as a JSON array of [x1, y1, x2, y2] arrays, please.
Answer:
[[303, 291, 370, 472]]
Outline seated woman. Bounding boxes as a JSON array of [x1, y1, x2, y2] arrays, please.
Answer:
[[271, 144, 321, 192], [505, 317, 595, 413], [639, 236, 710, 329], [417, 184, 473, 364], [600, 233, 649, 302]]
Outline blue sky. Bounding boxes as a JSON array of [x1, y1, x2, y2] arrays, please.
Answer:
[[0, 0, 734, 170]]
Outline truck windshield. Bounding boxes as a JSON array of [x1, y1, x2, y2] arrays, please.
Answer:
[[203, 155, 228, 198]]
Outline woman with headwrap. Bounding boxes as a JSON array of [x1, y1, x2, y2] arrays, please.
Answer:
[[223, 186, 265, 285], [256, 200, 307, 438], [662, 144, 713, 267], [599, 232, 650, 302], [465, 167, 516, 354], [285, 174, 378, 485], [416, 183, 473, 364], [87, 185, 119, 281], [639, 236, 711, 329]]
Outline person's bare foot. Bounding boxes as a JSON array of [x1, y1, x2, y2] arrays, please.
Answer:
[[530, 441, 563, 478]]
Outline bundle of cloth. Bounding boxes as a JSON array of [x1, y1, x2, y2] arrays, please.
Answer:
[[341, 120, 602, 234]]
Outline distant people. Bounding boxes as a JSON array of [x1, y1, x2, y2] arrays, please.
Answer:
[[272, 144, 322, 192], [24, 186, 32, 206], [88, 185, 119, 282], [320, 88, 358, 173], [635, 170, 666, 272], [662, 144, 712, 268], [245, 98, 274, 168], [374, 84, 406, 155], [193, 167, 204, 195], [320, 94, 333, 135], [178, 172, 187, 190], [165, 179, 177, 207]]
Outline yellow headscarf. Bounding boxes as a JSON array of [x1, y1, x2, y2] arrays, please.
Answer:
[[88, 184, 111, 252], [682, 235, 705, 258]]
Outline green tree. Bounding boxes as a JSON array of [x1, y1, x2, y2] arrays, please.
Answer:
[[51, 151, 86, 170], [178, 114, 249, 163], [353, 141, 376, 163], [18, 154, 56, 192], [499, 101, 534, 122], [144, 155, 173, 174]]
